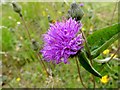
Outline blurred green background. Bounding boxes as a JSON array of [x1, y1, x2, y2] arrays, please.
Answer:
[[1, 2, 119, 88]]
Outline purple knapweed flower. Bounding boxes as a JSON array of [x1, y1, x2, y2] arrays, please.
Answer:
[[80, 3, 84, 7], [41, 18, 84, 64]]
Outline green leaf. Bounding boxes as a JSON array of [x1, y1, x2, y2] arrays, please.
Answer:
[[91, 33, 119, 58], [78, 51, 102, 78], [87, 23, 119, 51], [87, 23, 120, 58]]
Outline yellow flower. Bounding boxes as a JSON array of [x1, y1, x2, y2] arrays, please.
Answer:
[[16, 77, 21, 82], [110, 54, 117, 58], [82, 27, 85, 31], [103, 49, 110, 55], [100, 75, 109, 84]]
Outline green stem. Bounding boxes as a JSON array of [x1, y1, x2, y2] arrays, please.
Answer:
[[76, 57, 87, 88], [89, 58, 96, 89], [20, 15, 32, 41], [92, 75, 96, 89], [37, 53, 50, 77], [107, 45, 120, 63], [19, 13, 49, 77], [81, 30, 91, 58], [8, 83, 14, 89], [81, 29, 96, 88], [111, 2, 118, 24], [100, 46, 120, 72]]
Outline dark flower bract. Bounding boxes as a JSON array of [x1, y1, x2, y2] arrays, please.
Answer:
[[41, 18, 84, 64]]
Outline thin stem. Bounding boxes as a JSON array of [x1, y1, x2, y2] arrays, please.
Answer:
[[100, 46, 120, 72], [81, 29, 95, 88], [75, 57, 87, 88], [81, 30, 91, 58], [7, 83, 14, 89], [111, 1, 118, 24], [92, 75, 96, 89], [19, 13, 49, 77], [107, 45, 120, 63], [37, 53, 50, 77], [89, 59, 96, 89], [20, 15, 32, 41]]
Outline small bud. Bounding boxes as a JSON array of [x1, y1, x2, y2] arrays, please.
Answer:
[[67, 2, 84, 21], [48, 15, 51, 22], [31, 39, 39, 51], [12, 2, 22, 16], [88, 10, 94, 19]]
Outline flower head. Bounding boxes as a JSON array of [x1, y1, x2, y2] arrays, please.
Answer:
[[100, 75, 109, 84], [80, 3, 84, 7], [103, 49, 110, 55], [16, 77, 21, 82], [41, 18, 84, 64]]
